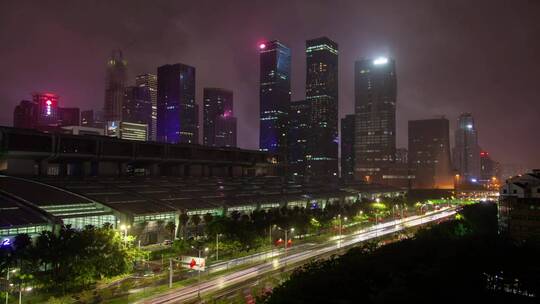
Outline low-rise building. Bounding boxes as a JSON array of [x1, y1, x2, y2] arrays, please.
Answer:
[[499, 170, 540, 240]]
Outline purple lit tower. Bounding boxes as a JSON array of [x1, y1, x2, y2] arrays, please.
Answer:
[[157, 63, 199, 144], [203, 88, 237, 147]]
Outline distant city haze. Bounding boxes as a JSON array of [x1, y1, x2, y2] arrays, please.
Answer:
[[1, 0, 539, 168]]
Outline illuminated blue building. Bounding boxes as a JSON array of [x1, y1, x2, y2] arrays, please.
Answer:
[[157, 63, 199, 144], [259, 40, 291, 155]]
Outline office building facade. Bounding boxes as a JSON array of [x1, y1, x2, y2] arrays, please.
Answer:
[[288, 100, 312, 177], [203, 88, 236, 147], [107, 121, 147, 141], [408, 118, 453, 189], [157, 63, 199, 144], [453, 113, 481, 183], [354, 57, 397, 183], [305, 37, 339, 177], [104, 50, 127, 123], [123, 86, 152, 134], [259, 40, 291, 155], [13, 100, 38, 129], [340, 114, 355, 181], [59, 107, 80, 127], [135, 74, 157, 141]]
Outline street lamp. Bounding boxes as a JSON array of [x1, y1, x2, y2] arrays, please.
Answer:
[[5, 268, 17, 304], [276, 227, 294, 258], [216, 233, 222, 261], [18, 286, 32, 304], [192, 246, 209, 298]]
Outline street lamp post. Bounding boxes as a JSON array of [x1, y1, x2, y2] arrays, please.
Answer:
[[5, 268, 16, 304], [5, 267, 9, 304], [276, 227, 293, 264], [18, 286, 31, 304], [196, 247, 209, 298], [168, 258, 173, 288], [375, 213, 379, 238], [216, 233, 220, 261]]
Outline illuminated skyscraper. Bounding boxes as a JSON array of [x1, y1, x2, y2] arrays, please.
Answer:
[[203, 88, 236, 147], [33, 92, 60, 127], [157, 63, 199, 144], [104, 50, 127, 123], [123, 86, 152, 135], [259, 40, 291, 155], [354, 57, 397, 182], [408, 118, 453, 189], [288, 100, 311, 177], [341, 114, 355, 181], [453, 113, 481, 182], [305, 37, 339, 178], [135, 74, 157, 141]]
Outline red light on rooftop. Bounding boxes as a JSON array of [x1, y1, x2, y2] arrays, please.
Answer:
[[259, 43, 266, 49]]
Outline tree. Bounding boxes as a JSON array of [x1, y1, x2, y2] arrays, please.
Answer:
[[165, 221, 176, 239], [191, 215, 201, 237], [179, 212, 190, 239]]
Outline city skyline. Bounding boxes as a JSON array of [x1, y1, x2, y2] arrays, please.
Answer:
[[1, 1, 539, 168]]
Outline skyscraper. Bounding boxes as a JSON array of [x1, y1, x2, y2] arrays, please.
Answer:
[[259, 40, 291, 155], [203, 88, 236, 147], [123, 86, 152, 134], [59, 107, 80, 127], [136, 74, 157, 141], [453, 113, 481, 183], [33, 92, 60, 128], [340, 114, 355, 181], [288, 100, 311, 177], [408, 118, 453, 189], [13, 100, 38, 129], [354, 57, 397, 182], [104, 50, 127, 123], [214, 115, 237, 147], [305, 37, 339, 178], [157, 63, 198, 144], [480, 151, 500, 184]]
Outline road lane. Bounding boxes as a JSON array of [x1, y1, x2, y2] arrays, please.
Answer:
[[140, 207, 458, 304]]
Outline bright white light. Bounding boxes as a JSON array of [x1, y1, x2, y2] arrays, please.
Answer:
[[373, 57, 388, 65], [467, 124, 473, 129], [471, 178, 478, 183]]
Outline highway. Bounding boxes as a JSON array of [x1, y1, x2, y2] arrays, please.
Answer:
[[139, 207, 459, 304]]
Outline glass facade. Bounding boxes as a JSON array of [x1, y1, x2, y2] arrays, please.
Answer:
[[136, 74, 158, 141], [305, 37, 339, 177], [354, 58, 397, 182], [104, 50, 128, 123], [157, 63, 199, 144], [41, 202, 117, 229], [0, 224, 51, 237], [259, 40, 291, 155]]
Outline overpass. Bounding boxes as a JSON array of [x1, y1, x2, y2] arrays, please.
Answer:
[[0, 127, 279, 177]]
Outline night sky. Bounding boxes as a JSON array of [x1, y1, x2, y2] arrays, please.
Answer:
[[1, 0, 539, 168]]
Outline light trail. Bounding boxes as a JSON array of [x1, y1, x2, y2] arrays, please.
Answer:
[[139, 207, 458, 304]]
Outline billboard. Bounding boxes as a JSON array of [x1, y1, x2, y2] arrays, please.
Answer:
[[180, 256, 206, 271]]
